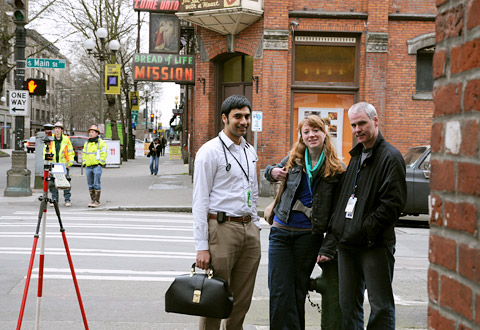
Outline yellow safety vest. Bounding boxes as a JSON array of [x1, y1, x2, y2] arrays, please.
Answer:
[[82, 138, 108, 166], [43, 134, 74, 167]]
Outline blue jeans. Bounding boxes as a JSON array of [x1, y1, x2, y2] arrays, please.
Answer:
[[49, 168, 71, 202], [268, 227, 322, 330], [338, 246, 396, 330], [150, 155, 159, 174], [86, 165, 102, 190]]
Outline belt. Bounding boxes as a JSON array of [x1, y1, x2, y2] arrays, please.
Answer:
[[209, 213, 251, 223]]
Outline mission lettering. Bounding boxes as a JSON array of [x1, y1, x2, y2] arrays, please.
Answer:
[[132, 53, 195, 84]]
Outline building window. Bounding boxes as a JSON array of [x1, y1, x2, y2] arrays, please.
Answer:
[[223, 55, 253, 82], [295, 45, 355, 83], [416, 47, 434, 93]]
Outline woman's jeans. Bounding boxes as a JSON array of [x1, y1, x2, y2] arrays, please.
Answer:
[[86, 165, 102, 190], [150, 155, 159, 174], [268, 226, 322, 330]]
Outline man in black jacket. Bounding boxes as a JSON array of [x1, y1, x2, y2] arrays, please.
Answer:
[[331, 102, 406, 330]]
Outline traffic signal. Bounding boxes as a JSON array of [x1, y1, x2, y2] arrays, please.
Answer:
[[8, 0, 28, 24], [150, 114, 154, 122], [24, 78, 46, 96], [153, 129, 156, 134]]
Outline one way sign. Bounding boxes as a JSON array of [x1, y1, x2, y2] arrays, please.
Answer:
[[9, 90, 29, 116]]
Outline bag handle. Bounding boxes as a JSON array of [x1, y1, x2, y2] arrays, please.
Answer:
[[190, 263, 214, 279]]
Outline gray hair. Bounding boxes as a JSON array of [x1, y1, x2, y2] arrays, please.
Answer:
[[348, 102, 377, 120]]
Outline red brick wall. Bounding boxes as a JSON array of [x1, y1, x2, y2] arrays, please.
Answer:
[[190, 0, 436, 169], [391, 0, 436, 13], [385, 20, 434, 152], [429, 1, 480, 329]]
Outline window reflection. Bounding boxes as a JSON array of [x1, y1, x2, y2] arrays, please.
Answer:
[[295, 45, 355, 83]]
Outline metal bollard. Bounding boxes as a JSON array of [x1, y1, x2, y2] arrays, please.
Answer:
[[308, 258, 344, 330]]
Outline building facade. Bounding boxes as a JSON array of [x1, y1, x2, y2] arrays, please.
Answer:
[[179, 0, 436, 192], [0, 28, 70, 148]]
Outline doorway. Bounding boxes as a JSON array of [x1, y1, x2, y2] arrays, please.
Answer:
[[215, 53, 253, 142]]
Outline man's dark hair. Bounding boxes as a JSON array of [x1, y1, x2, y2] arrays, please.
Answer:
[[221, 95, 252, 118]]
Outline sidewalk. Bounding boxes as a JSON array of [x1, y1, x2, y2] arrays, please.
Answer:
[[0, 150, 274, 218]]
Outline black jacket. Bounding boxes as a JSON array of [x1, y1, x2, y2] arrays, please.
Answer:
[[265, 156, 342, 258], [331, 133, 407, 248], [149, 142, 162, 157]]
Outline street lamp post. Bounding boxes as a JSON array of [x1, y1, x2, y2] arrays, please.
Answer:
[[142, 84, 153, 141], [83, 28, 120, 127]]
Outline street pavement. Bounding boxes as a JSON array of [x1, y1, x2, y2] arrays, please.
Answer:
[[0, 149, 429, 329]]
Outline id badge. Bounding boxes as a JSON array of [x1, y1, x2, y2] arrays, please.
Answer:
[[345, 195, 357, 219], [247, 190, 253, 207]]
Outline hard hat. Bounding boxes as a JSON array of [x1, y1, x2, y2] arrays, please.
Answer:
[[54, 121, 64, 129], [88, 125, 100, 133]]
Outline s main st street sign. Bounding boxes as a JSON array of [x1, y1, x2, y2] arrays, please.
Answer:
[[26, 58, 66, 69]]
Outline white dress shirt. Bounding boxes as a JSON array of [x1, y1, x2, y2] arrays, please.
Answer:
[[193, 130, 260, 251]]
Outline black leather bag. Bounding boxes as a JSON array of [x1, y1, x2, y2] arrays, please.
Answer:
[[165, 263, 233, 319]]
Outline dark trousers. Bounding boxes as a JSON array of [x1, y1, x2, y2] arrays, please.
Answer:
[[268, 227, 322, 330], [338, 246, 396, 330]]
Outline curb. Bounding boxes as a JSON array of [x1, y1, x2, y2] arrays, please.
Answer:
[[93, 206, 266, 217]]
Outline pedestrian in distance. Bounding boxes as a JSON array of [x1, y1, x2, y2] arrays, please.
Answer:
[[264, 115, 344, 330], [82, 125, 108, 208], [193, 95, 261, 330], [148, 137, 162, 175], [161, 135, 167, 156], [330, 102, 407, 330], [43, 121, 75, 207]]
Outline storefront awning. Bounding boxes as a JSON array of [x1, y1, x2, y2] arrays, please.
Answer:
[[176, 7, 263, 35]]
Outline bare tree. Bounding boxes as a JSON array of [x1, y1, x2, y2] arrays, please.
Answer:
[[0, 0, 59, 96]]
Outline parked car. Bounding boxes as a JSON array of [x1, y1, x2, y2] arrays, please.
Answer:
[[25, 136, 36, 153], [69, 136, 88, 166], [403, 146, 431, 216]]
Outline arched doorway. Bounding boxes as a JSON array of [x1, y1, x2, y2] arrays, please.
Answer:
[[215, 53, 253, 141]]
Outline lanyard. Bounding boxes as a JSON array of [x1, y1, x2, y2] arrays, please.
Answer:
[[219, 136, 250, 182], [352, 156, 361, 197]]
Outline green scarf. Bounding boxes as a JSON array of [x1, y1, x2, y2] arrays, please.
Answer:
[[305, 149, 325, 186]]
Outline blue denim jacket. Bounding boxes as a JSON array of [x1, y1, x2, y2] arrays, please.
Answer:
[[265, 155, 342, 258]]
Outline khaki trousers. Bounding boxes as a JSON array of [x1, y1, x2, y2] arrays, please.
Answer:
[[199, 219, 261, 330]]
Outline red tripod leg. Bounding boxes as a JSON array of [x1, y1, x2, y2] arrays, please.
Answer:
[[61, 232, 90, 330], [17, 189, 48, 330], [16, 237, 39, 330]]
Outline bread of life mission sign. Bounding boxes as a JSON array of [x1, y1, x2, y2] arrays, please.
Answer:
[[132, 53, 195, 84]]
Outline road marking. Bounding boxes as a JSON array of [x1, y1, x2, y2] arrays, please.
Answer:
[[0, 246, 195, 258], [7, 211, 193, 218], [26, 267, 194, 282], [0, 223, 192, 231], [0, 215, 194, 223], [0, 233, 194, 243]]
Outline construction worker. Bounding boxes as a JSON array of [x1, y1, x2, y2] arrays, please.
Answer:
[[44, 121, 75, 207], [82, 125, 107, 208]]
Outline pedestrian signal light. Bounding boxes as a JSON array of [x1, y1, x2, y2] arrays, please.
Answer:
[[24, 78, 47, 96]]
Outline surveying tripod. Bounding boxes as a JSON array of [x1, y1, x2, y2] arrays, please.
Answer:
[[16, 125, 89, 330]]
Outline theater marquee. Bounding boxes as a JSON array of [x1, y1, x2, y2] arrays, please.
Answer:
[[133, 0, 180, 12], [132, 53, 195, 84]]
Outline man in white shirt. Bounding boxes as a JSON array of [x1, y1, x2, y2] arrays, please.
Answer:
[[193, 95, 261, 330]]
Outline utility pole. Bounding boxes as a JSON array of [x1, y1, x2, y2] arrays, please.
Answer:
[[4, 0, 32, 197]]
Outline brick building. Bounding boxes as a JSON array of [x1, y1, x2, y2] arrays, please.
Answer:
[[178, 0, 436, 191], [428, 0, 480, 329]]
